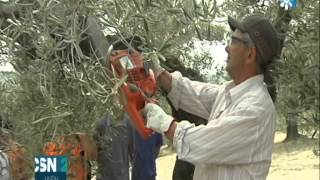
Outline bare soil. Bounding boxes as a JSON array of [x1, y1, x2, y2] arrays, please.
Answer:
[[156, 132, 319, 180]]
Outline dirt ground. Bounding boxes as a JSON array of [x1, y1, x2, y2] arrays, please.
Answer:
[[156, 132, 320, 180]]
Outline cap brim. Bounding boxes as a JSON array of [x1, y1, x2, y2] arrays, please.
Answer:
[[228, 16, 245, 32]]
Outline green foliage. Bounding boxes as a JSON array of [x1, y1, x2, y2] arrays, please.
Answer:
[[98, 0, 226, 75], [0, 72, 17, 117], [221, 0, 279, 20], [275, 0, 319, 135], [0, 0, 225, 170], [179, 39, 229, 83], [1, 0, 119, 159]]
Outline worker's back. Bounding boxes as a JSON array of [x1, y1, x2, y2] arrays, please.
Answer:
[[94, 114, 130, 180]]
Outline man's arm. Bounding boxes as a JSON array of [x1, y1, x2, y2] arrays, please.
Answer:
[[173, 100, 275, 165], [165, 71, 220, 120], [145, 95, 275, 165], [152, 54, 219, 119]]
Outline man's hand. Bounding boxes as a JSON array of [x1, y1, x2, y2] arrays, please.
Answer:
[[149, 53, 165, 78], [147, 53, 173, 93], [143, 103, 174, 133]]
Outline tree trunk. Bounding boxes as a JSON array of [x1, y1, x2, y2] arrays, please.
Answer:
[[284, 112, 300, 141], [272, 8, 293, 103], [273, 9, 303, 142]]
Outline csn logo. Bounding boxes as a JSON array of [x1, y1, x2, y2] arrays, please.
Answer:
[[35, 156, 68, 180]]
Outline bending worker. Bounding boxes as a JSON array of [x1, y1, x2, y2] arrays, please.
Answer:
[[143, 15, 280, 180]]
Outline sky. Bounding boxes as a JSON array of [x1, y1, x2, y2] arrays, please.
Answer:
[[0, 62, 14, 72], [192, 40, 227, 68]]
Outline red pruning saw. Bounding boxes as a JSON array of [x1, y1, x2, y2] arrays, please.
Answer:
[[82, 16, 156, 139], [106, 46, 156, 139]]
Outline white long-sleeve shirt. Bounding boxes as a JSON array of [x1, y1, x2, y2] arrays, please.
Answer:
[[168, 72, 276, 180], [0, 150, 10, 180]]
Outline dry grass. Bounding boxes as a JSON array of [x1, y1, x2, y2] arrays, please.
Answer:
[[156, 132, 320, 180], [268, 133, 319, 180]]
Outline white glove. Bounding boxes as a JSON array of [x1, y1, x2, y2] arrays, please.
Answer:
[[143, 103, 174, 133], [149, 53, 165, 78]]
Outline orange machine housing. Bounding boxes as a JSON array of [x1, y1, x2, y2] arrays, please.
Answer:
[[43, 133, 97, 180], [109, 50, 157, 139]]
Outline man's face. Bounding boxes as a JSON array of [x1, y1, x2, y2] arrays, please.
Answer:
[[225, 29, 251, 79]]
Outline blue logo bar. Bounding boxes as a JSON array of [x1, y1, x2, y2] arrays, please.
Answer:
[[279, 0, 297, 10], [35, 156, 67, 180], [256, 0, 298, 10]]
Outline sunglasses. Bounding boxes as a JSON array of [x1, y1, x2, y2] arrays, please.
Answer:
[[227, 35, 254, 47]]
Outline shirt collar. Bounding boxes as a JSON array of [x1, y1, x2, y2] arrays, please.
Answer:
[[226, 75, 264, 102]]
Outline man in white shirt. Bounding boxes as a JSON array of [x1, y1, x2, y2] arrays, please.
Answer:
[[143, 15, 280, 180]]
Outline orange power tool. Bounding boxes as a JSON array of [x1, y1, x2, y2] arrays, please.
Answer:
[[81, 16, 155, 139], [107, 47, 156, 139]]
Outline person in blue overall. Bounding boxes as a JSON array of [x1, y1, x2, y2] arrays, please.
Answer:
[[95, 114, 131, 180], [126, 114, 163, 180], [95, 113, 163, 180]]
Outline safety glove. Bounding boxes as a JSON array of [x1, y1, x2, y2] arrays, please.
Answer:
[[148, 53, 165, 78], [143, 103, 174, 133]]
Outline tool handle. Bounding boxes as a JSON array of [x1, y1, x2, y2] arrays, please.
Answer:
[[123, 85, 153, 139], [126, 102, 153, 139]]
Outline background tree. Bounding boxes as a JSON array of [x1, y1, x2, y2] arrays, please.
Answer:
[[275, 0, 319, 141]]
